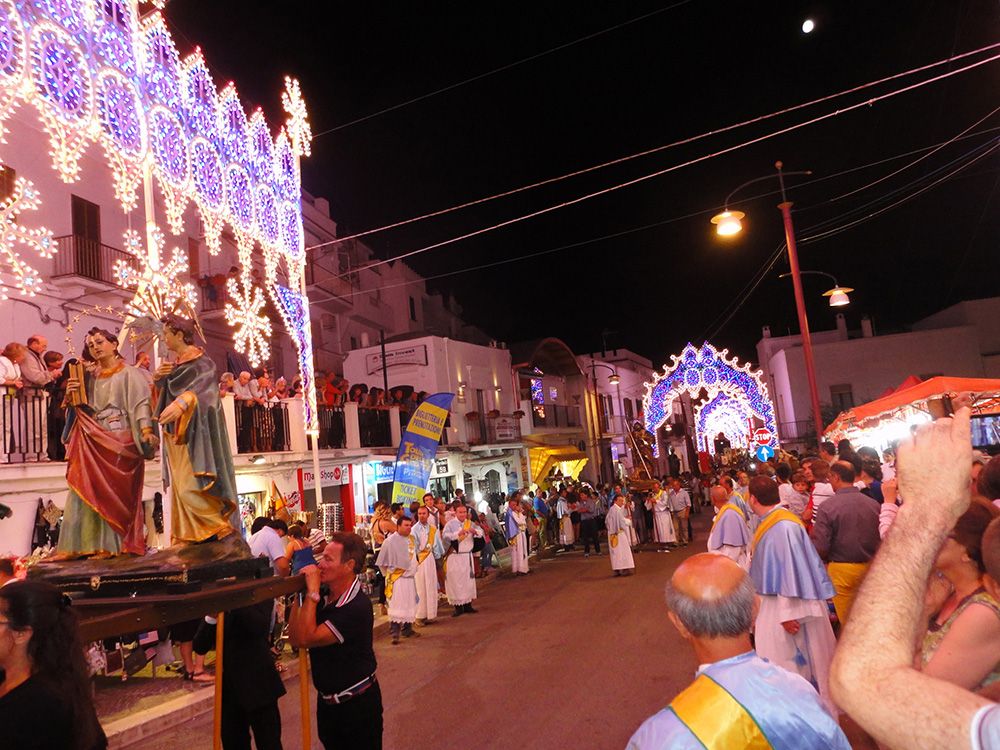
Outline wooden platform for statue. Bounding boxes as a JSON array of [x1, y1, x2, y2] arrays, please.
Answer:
[[27, 534, 307, 641], [74, 574, 305, 642]]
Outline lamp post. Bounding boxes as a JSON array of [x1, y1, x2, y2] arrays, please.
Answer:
[[711, 161, 825, 447], [778, 270, 853, 307], [588, 359, 620, 484]]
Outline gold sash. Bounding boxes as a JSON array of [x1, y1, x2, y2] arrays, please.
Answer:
[[384, 537, 414, 599], [710, 503, 746, 536], [670, 674, 773, 749], [416, 525, 437, 565], [443, 519, 471, 575], [751, 507, 805, 555], [610, 530, 619, 548]]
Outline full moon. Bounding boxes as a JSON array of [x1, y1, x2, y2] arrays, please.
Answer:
[[802, 19, 815, 33]]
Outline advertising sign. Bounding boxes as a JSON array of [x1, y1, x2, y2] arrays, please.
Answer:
[[391, 393, 455, 505]]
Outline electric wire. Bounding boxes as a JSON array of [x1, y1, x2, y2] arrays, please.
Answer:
[[306, 42, 1000, 256], [320, 49, 1000, 281], [311, 1, 696, 137]]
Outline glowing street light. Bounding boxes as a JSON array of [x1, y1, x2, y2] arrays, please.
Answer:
[[779, 270, 855, 307], [710, 210, 745, 236], [712, 162, 825, 446]]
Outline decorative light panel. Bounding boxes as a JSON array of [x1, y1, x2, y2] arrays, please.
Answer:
[[224, 275, 271, 368], [644, 342, 778, 452], [115, 227, 197, 322], [0, 2, 314, 426], [697, 392, 754, 454], [0, 169, 54, 298], [271, 283, 317, 434]]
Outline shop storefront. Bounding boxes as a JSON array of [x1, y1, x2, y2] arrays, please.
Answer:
[[361, 460, 396, 511]]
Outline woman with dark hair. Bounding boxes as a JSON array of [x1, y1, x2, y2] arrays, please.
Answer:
[[57, 328, 157, 557], [0, 581, 107, 750], [920, 498, 1000, 691]]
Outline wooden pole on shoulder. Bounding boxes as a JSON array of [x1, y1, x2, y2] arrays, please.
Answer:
[[300, 647, 311, 749], [212, 612, 225, 750]]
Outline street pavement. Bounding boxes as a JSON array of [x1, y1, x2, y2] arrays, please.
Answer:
[[113, 511, 873, 749]]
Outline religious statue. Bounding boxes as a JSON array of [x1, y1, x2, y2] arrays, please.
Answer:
[[57, 328, 158, 557], [155, 314, 240, 544]]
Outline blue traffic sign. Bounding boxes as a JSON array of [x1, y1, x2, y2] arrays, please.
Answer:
[[756, 445, 775, 461]]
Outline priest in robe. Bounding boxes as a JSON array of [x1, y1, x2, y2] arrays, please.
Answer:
[[506, 494, 529, 575], [707, 486, 751, 571], [627, 554, 850, 749], [747, 476, 839, 716], [442, 504, 483, 617], [555, 489, 575, 551], [646, 481, 676, 549], [412, 504, 444, 625], [375, 515, 420, 644], [606, 494, 635, 577]]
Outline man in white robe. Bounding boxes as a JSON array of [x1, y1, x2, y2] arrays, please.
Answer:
[[555, 489, 575, 550], [606, 494, 635, 576], [748, 476, 839, 715], [375, 516, 420, 644], [412, 505, 444, 624], [442, 504, 483, 617], [506, 495, 529, 575], [646, 481, 675, 550], [707, 486, 751, 571]]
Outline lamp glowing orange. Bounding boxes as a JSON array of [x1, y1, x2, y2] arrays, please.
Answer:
[[823, 285, 853, 307], [711, 210, 745, 236]]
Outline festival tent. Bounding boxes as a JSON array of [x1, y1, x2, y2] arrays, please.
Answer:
[[824, 376, 1000, 448]]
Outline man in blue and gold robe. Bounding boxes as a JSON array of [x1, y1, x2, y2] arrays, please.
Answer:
[[627, 554, 849, 750]]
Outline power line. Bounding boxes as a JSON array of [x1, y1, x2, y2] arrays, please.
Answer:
[[307, 42, 1000, 256], [323, 49, 1000, 281], [315, 120, 1000, 306], [310, 1, 695, 137]]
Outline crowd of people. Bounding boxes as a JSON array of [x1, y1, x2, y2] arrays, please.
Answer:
[[10, 403, 1000, 749]]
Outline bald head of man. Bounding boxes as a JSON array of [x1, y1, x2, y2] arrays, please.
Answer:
[[710, 485, 728, 509], [665, 553, 757, 664]]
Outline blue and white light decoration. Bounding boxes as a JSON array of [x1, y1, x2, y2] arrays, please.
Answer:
[[643, 342, 778, 456], [0, 1, 317, 429], [696, 392, 754, 455]]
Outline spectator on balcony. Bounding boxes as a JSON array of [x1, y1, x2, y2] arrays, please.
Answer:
[[348, 383, 367, 404], [367, 388, 387, 409], [219, 372, 234, 399], [20, 335, 56, 461], [291, 376, 303, 398], [272, 377, 289, 400], [325, 374, 348, 406], [232, 372, 254, 453], [44, 351, 66, 462], [0, 342, 25, 463]]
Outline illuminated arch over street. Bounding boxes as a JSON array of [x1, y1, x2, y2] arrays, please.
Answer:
[[643, 342, 777, 454]]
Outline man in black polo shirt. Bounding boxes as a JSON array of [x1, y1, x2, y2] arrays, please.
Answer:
[[289, 531, 382, 749]]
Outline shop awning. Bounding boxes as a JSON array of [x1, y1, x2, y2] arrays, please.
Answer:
[[529, 445, 588, 484], [825, 376, 1000, 438]]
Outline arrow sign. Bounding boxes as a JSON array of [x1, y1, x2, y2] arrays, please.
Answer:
[[753, 427, 773, 446], [756, 445, 775, 462]]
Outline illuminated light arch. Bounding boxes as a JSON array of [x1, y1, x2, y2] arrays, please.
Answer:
[[643, 342, 777, 455]]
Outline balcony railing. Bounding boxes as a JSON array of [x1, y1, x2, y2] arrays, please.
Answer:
[[316, 405, 346, 450], [468, 414, 523, 446], [529, 404, 581, 429], [234, 401, 291, 453], [0, 388, 57, 463], [52, 235, 138, 287], [359, 407, 391, 448]]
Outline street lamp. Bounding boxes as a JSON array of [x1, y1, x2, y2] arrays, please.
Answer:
[[778, 270, 854, 307], [711, 161, 825, 447], [588, 360, 620, 484]]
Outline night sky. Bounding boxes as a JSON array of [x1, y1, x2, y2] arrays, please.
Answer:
[[166, 0, 1000, 369]]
